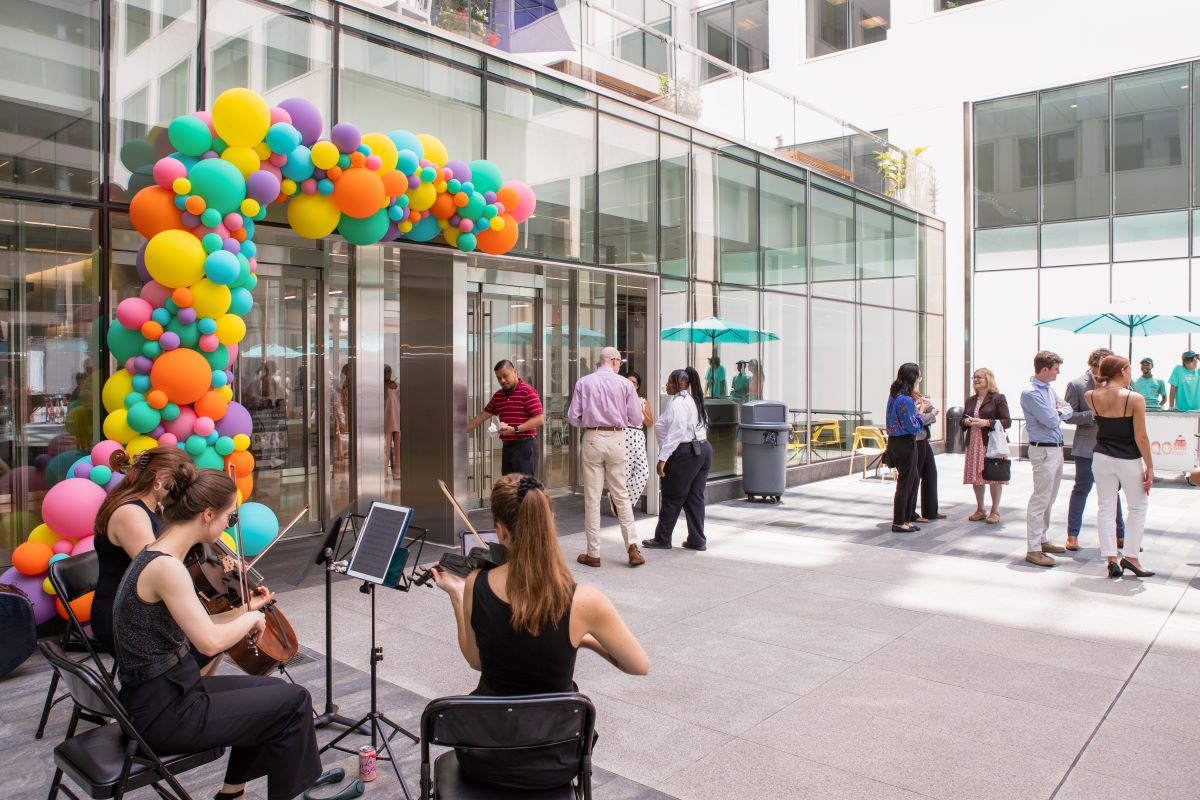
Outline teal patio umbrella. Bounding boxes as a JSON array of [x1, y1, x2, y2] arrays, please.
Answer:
[[660, 315, 780, 344], [1036, 301, 1200, 360], [491, 321, 607, 346]]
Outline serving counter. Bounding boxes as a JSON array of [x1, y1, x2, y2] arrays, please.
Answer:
[[1143, 410, 1200, 472]]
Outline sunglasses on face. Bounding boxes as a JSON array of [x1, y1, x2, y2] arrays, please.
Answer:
[[226, 512, 239, 528]]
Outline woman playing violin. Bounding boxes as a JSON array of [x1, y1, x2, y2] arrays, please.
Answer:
[[112, 465, 322, 800]]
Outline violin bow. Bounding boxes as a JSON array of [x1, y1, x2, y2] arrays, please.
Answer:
[[438, 479, 489, 550], [246, 504, 309, 569], [226, 465, 259, 655]]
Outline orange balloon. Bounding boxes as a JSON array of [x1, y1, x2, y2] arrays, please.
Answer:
[[430, 192, 456, 219], [381, 171, 407, 198], [231, 227, 247, 242], [453, 192, 469, 208], [326, 166, 342, 181], [172, 287, 194, 307], [236, 473, 254, 501], [185, 195, 206, 215], [56, 591, 94, 623], [350, 152, 366, 168], [129, 186, 186, 239], [226, 449, 255, 479], [146, 389, 168, 409], [476, 213, 520, 255], [141, 320, 163, 340], [496, 186, 519, 211], [195, 390, 229, 421], [150, 348, 212, 405], [333, 168, 387, 219], [12, 540, 53, 576]]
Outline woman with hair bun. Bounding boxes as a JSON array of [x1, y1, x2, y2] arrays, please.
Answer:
[[431, 473, 648, 789], [641, 367, 712, 551], [111, 468, 322, 800]]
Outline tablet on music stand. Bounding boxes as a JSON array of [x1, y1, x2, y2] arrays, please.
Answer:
[[345, 502, 413, 587]]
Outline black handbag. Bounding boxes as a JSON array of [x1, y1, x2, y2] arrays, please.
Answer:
[[982, 457, 1011, 482]]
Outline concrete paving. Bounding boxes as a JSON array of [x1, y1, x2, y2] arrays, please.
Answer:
[[8, 453, 1200, 799]]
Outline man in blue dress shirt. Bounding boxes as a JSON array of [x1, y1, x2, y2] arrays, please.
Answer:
[[1019, 351, 1075, 567]]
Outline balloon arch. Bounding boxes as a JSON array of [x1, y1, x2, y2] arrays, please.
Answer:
[[2, 88, 537, 624]]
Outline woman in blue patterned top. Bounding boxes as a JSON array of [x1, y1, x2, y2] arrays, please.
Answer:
[[886, 363, 926, 532]]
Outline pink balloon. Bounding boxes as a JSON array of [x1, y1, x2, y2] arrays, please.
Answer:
[[226, 343, 239, 362], [163, 406, 198, 440], [91, 440, 123, 469], [140, 281, 173, 309], [193, 416, 215, 437], [153, 157, 187, 190], [506, 180, 537, 224], [259, 162, 282, 181], [52, 539, 74, 555], [116, 297, 154, 330], [193, 110, 216, 136], [41, 478, 107, 539], [199, 334, 219, 352], [72, 535, 95, 556], [157, 432, 178, 448], [269, 106, 293, 126]]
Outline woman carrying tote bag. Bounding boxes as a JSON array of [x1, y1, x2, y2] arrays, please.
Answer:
[[962, 367, 1011, 524]]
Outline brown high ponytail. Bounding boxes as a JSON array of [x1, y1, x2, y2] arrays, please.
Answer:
[[94, 446, 196, 540], [159, 468, 236, 524], [489, 473, 573, 636], [1097, 355, 1130, 387]]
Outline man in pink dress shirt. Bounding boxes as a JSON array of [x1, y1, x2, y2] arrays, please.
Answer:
[[568, 346, 646, 567]]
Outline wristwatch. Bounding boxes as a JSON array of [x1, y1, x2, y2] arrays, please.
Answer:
[[1186, 474, 1197, 487]]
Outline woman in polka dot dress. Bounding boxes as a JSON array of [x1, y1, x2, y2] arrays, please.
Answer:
[[620, 372, 654, 510]]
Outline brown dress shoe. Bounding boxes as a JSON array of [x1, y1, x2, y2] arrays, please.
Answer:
[[1065, 536, 1079, 551], [1026, 551, 1056, 567], [577, 553, 601, 568], [1041, 542, 1066, 554], [627, 545, 645, 567], [1117, 537, 1125, 549]]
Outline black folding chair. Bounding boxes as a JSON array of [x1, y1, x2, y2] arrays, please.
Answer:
[[37, 552, 116, 739], [419, 693, 596, 800], [40, 640, 224, 800]]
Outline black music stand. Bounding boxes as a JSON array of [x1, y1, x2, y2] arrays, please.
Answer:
[[319, 502, 421, 800]]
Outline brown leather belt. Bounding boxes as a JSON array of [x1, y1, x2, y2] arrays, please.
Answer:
[[586, 426, 623, 432]]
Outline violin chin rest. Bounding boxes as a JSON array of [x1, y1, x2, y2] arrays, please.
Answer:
[[304, 778, 364, 800], [312, 767, 345, 788]]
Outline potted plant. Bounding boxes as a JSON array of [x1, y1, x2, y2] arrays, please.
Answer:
[[655, 73, 703, 119], [873, 145, 927, 198]]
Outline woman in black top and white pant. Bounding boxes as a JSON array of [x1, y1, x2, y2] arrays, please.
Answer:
[[642, 367, 712, 551], [1086, 355, 1155, 578]]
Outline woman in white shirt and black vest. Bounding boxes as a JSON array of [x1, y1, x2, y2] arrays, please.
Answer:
[[641, 367, 712, 551]]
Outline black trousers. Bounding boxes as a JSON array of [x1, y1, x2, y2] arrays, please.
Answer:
[[121, 660, 321, 800], [909, 437, 938, 519], [501, 438, 539, 476], [890, 435, 920, 526], [651, 441, 712, 545]]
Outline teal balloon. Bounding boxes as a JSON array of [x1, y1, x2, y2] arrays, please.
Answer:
[[338, 210, 390, 245], [166, 318, 200, 349], [387, 130, 423, 160], [215, 436, 235, 456], [202, 232, 223, 253], [164, 298, 179, 314], [468, 160, 503, 194], [185, 435, 208, 456], [198, 317, 217, 335], [396, 150, 420, 176], [127, 402, 162, 434], [202, 344, 230, 371], [188, 158, 246, 215], [265, 123, 302, 155], [200, 208, 222, 228], [89, 465, 113, 486], [46, 450, 86, 488], [281, 145, 314, 182], [124, 391, 146, 409], [120, 138, 156, 172], [243, 273, 258, 291], [211, 370, 228, 388], [403, 215, 441, 243], [205, 431, 219, 445], [228, 287, 254, 316], [151, 307, 172, 326], [195, 446, 224, 470], [457, 232, 477, 252], [463, 191, 486, 219], [420, 166, 437, 183], [162, 402, 180, 421], [234, 502, 280, 557], [212, 138, 227, 154], [108, 320, 147, 362], [142, 341, 162, 359], [204, 250, 240, 285], [169, 152, 199, 171], [131, 374, 151, 393], [447, 179, 461, 194], [168, 115, 212, 156]]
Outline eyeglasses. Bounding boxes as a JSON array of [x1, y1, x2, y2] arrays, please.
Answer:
[[972, 375, 984, 381], [226, 512, 239, 528]]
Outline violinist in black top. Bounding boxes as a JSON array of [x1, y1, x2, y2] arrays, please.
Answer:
[[111, 466, 321, 800], [430, 474, 649, 789]]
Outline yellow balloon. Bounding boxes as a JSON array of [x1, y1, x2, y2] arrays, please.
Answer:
[[232, 433, 251, 451], [102, 409, 137, 444], [220, 531, 239, 553], [222, 145, 260, 178], [253, 142, 271, 159], [43, 577, 56, 596], [490, 216, 505, 232], [191, 278, 232, 319], [212, 88, 270, 147], [214, 314, 246, 345], [102, 369, 134, 413], [443, 227, 460, 247], [240, 198, 261, 217], [417, 134, 448, 167], [27, 524, 57, 546], [126, 435, 159, 456], [145, 229, 206, 289], [218, 385, 234, 401], [311, 140, 339, 170], [287, 192, 341, 239], [408, 181, 437, 211], [281, 178, 298, 195], [361, 132, 398, 174]]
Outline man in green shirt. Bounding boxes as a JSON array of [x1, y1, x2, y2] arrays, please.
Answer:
[[730, 360, 751, 402], [1132, 357, 1167, 409], [705, 356, 727, 398], [1169, 350, 1200, 411]]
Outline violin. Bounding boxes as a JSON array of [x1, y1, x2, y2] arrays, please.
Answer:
[[184, 488, 306, 676]]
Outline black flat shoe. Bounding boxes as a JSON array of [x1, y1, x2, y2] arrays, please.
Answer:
[[682, 540, 706, 551], [1120, 558, 1155, 577], [640, 539, 671, 550], [891, 524, 918, 533], [312, 769, 345, 789], [1107, 561, 1122, 579]]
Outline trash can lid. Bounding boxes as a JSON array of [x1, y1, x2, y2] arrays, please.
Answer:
[[739, 400, 787, 425]]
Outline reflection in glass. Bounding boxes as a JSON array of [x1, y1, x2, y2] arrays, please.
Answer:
[[487, 80, 596, 262], [974, 225, 1036, 271], [1041, 219, 1109, 267], [922, 226, 945, 315], [762, 292, 807, 464], [660, 135, 690, 277], [598, 115, 656, 269], [811, 189, 855, 299], [761, 170, 806, 290], [974, 94, 1038, 227], [973, 270, 1039, 407], [1114, 66, 1189, 214], [659, 278, 689, 390], [1112, 211, 1189, 261], [810, 299, 855, 455], [807, 0, 888, 57], [893, 217, 918, 310], [694, 150, 758, 283], [860, 306, 893, 435], [698, 0, 769, 76], [326, 246, 351, 514], [858, 204, 892, 307], [1040, 80, 1109, 222], [851, 0, 891, 49]]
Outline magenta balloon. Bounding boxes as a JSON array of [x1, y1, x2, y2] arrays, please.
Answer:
[[91, 440, 123, 469], [72, 535, 96, 556], [42, 478, 107, 539], [246, 170, 281, 204], [0, 567, 56, 624], [163, 405, 198, 440], [140, 281, 172, 309], [277, 98, 323, 146], [507, 180, 537, 224], [215, 401, 253, 438]]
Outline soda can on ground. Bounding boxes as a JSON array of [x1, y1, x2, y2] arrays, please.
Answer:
[[358, 744, 377, 782]]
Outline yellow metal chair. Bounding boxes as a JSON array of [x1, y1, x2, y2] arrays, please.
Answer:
[[810, 419, 842, 451], [849, 425, 893, 480]]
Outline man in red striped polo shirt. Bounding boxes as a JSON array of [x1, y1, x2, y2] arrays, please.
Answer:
[[467, 360, 545, 476]]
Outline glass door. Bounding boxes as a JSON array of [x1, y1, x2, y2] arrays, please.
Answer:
[[466, 283, 542, 508]]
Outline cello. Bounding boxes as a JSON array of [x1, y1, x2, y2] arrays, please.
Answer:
[[184, 479, 304, 676]]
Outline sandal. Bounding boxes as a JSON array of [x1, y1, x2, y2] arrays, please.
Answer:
[[985, 512, 1000, 524], [968, 510, 986, 522]]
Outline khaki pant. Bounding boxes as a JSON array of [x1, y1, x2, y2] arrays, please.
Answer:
[[581, 429, 636, 557], [1026, 445, 1063, 552]]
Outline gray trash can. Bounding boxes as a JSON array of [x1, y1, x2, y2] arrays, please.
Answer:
[[738, 401, 791, 503], [944, 406, 965, 454]]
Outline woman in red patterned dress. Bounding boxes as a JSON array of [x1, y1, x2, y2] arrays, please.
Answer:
[[962, 367, 1011, 524]]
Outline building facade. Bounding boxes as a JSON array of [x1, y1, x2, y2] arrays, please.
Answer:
[[0, 0, 944, 558]]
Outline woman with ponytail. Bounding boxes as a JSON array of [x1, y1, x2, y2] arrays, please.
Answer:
[[641, 367, 712, 551], [111, 467, 323, 800], [431, 473, 648, 789]]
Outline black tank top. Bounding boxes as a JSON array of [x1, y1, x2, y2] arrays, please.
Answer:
[[1094, 391, 1141, 460], [112, 550, 189, 680], [92, 500, 163, 651], [470, 570, 578, 696]]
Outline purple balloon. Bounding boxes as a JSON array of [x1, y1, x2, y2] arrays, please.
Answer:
[[135, 243, 151, 282], [484, 191, 497, 204], [106, 471, 125, 492], [313, 168, 326, 180], [380, 223, 403, 243], [181, 211, 200, 227], [246, 169, 281, 204], [330, 122, 361, 154], [445, 160, 471, 182], [277, 97, 323, 146], [222, 237, 241, 254], [1, 567, 57, 624], [449, 214, 462, 227], [150, 424, 166, 438], [159, 331, 181, 350], [215, 401, 253, 438], [133, 356, 154, 374], [177, 307, 197, 324]]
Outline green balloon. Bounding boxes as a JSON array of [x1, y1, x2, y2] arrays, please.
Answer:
[[123, 391, 145, 409], [168, 115, 213, 157], [463, 191, 486, 219], [89, 465, 113, 486], [202, 344, 230, 371], [188, 158, 246, 215], [468, 159, 503, 194], [166, 318, 200, 349], [185, 435, 208, 455], [215, 436, 235, 456], [337, 210, 390, 246], [108, 320, 147, 363], [162, 402, 181, 421], [120, 138, 156, 171], [126, 402, 162, 434], [195, 446, 225, 470]]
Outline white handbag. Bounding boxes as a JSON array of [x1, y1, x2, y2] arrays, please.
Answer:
[[986, 419, 1010, 459]]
